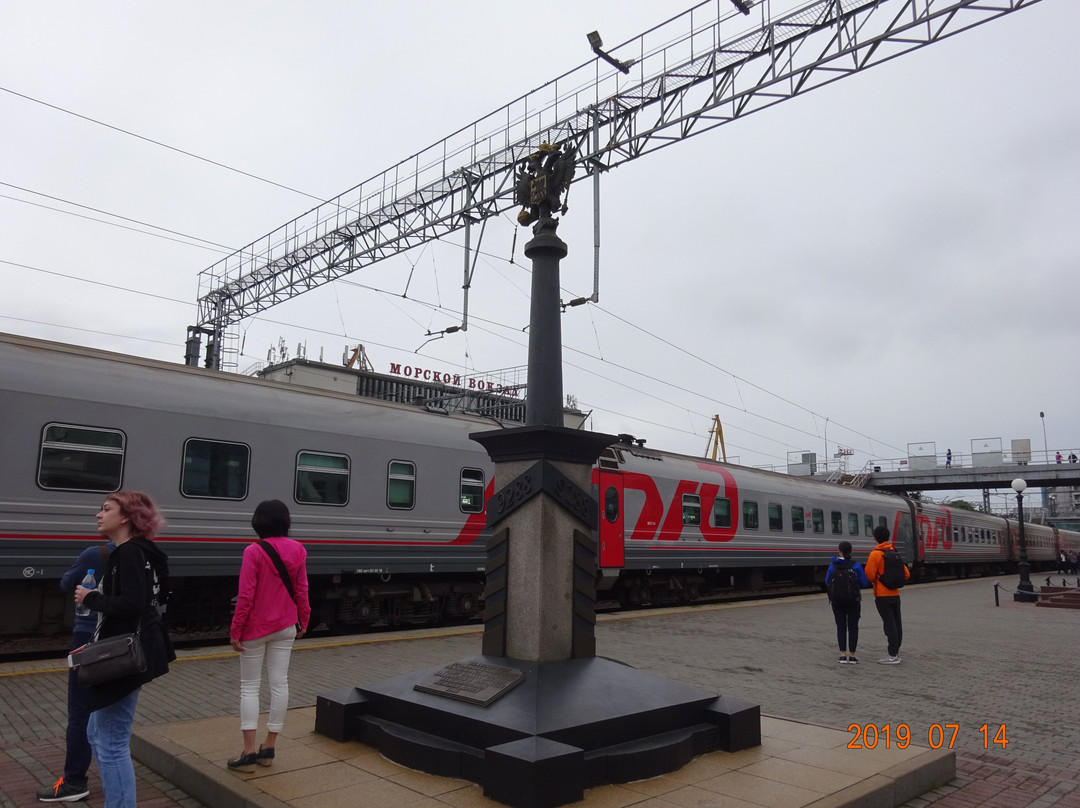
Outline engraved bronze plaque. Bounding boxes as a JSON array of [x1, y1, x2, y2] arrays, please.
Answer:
[[414, 661, 525, 706]]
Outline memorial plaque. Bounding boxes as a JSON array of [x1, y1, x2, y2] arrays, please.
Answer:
[[414, 661, 525, 706]]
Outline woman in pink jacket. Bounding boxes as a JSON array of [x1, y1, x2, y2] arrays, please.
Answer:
[[227, 500, 310, 772]]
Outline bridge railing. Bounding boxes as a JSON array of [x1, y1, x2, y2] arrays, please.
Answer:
[[863, 451, 1080, 474]]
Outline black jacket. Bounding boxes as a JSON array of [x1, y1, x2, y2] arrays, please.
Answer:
[[82, 536, 174, 710]]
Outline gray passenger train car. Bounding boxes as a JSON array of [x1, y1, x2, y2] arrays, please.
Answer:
[[0, 333, 494, 635]]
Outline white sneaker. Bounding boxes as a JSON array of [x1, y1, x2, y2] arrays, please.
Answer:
[[877, 655, 901, 665]]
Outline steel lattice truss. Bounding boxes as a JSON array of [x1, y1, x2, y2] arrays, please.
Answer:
[[195, 0, 1044, 338]]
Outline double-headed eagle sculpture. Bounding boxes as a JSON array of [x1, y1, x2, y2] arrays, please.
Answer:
[[515, 142, 577, 230]]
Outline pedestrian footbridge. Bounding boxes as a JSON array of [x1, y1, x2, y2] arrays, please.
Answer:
[[864, 461, 1080, 492]]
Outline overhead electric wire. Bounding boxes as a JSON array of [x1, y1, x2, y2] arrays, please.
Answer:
[[332, 280, 864, 454], [589, 302, 905, 456], [0, 258, 195, 306], [0, 313, 180, 349], [0, 185, 234, 254], [1, 246, 815, 458], [0, 85, 326, 203], [1, 247, 891, 462], [1, 82, 901, 463]]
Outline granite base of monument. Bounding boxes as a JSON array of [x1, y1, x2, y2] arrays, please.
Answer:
[[315, 654, 760, 808]]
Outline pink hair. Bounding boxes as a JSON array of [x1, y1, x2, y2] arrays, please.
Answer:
[[106, 491, 166, 539]]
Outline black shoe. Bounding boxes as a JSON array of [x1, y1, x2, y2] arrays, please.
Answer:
[[227, 752, 258, 772], [848, 656, 859, 665], [256, 745, 275, 767], [37, 777, 90, 802]]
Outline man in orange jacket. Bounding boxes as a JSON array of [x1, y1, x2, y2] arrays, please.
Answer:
[[864, 525, 910, 664]]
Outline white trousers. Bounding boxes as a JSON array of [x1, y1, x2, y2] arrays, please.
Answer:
[[238, 625, 297, 732]]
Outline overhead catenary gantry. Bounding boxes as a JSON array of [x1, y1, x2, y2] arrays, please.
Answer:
[[189, 0, 1047, 371]]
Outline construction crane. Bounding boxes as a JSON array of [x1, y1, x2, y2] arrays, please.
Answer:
[[188, 0, 1049, 370], [706, 415, 728, 462]]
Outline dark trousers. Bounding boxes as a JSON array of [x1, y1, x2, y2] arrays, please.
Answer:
[[65, 630, 94, 786], [875, 596, 903, 657], [830, 601, 861, 653]]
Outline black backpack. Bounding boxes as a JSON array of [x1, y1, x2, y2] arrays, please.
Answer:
[[828, 562, 860, 604], [879, 549, 907, 590]]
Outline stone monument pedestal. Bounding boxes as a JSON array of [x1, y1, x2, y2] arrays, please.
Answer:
[[316, 654, 760, 808], [314, 423, 760, 808]]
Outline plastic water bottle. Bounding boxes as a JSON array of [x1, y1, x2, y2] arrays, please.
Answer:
[[75, 569, 95, 617]]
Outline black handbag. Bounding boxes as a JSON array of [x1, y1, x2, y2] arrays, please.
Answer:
[[72, 631, 147, 686]]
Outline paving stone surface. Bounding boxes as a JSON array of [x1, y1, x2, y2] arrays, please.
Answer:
[[0, 578, 1075, 806]]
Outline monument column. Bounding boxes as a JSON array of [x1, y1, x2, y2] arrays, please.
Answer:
[[473, 145, 615, 662]]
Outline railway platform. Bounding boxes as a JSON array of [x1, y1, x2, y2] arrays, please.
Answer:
[[1, 579, 1078, 808]]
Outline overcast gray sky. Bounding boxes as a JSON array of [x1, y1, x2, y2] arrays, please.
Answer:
[[2, 0, 1077, 510]]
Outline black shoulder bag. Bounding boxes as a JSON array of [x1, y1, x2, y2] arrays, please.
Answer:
[[72, 545, 147, 686]]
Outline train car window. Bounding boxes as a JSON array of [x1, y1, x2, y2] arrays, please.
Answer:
[[865, 515, 874, 537], [848, 513, 859, 535], [387, 460, 416, 509], [181, 438, 249, 499], [953, 525, 960, 543], [460, 468, 485, 513], [791, 506, 805, 532], [683, 494, 701, 526], [713, 497, 731, 528], [743, 500, 759, 530], [38, 424, 125, 492], [768, 502, 783, 531], [811, 509, 825, 534], [831, 511, 842, 534], [295, 452, 350, 505], [898, 513, 914, 544], [878, 516, 887, 530], [604, 486, 620, 523], [598, 448, 622, 470]]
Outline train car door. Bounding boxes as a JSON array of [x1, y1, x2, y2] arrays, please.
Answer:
[[599, 470, 625, 567]]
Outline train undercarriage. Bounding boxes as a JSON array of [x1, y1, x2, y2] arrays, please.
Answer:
[[0, 559, 1060, 654]]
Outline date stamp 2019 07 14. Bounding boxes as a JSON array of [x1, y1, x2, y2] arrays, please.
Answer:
[[847, 723, 1009, 750]]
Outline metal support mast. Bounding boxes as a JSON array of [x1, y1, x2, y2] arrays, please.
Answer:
[[191, 0, 1047, 369]]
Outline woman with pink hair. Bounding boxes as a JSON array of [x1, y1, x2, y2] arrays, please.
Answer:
[[74, 491, 174, 808]]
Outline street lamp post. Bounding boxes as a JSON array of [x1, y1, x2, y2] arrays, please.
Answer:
[[1040, 411, 1048, 464], [1012, 478, 1036, 602]]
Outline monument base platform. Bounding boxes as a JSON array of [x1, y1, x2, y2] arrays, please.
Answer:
[[315, 654, 760, 808]]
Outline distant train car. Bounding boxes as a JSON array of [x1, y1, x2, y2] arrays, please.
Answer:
[[595, 444, 913, 604], [1, 332, 1074, 641], [915, 502, 1009, 569], [1006, 519, 1058, 564]]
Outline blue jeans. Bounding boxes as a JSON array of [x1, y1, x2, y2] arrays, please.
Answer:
[[88, 687, 141, 808], [64, 630, 95, 786]]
